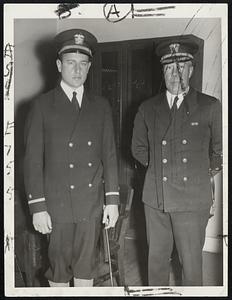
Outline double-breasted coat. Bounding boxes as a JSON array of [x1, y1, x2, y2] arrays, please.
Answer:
[[132, 88, 222, 212], [24, 85, 119, 223]]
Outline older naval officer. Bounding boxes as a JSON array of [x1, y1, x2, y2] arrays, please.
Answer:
[[24, 29, 119, 287], [132, 36, 222, 286]]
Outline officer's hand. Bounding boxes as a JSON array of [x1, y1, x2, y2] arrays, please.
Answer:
[[102, 205, 119, 229], [32, 211, 52, 234]]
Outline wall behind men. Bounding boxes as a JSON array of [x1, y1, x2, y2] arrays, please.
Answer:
[[57, 18, 222, 101], [15, 18, 222, 102], [14, 17, 223, 252]]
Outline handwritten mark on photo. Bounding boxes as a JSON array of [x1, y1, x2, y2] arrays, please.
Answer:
[[6, 187, 14, 201], [5, 145, 12, 156], [124, 286, 182, 296], [103, 4, 176, 23], [55, 3, 79, 19], [218, 234, 228, 247], [5, 121, 14, 136], [4, 43, 14, 100], [5, 235, 12, 253], [6, 160, 14, 176]]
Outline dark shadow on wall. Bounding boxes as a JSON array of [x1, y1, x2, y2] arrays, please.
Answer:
[[15, 37, 59, 286], [35, 37, 60, 92], [15, 36, 59, 198], [15, 36, 59, 221]]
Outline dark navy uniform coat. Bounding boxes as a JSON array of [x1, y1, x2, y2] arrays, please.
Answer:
[[24, 85, 119, 223], [132, 88, 222, 212]]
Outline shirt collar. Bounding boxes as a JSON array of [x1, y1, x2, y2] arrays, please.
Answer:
[[166, 86, 189, 109], [60, 80, 84, 106]]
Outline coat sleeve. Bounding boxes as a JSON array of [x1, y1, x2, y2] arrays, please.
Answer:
[[209, 99, 222, 173], [102, 101, 120, 205], [24, 98, 47, 214], [131, 104, 149, 167]]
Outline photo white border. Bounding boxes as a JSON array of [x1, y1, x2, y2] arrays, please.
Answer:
[[4, 3, 228, 297]]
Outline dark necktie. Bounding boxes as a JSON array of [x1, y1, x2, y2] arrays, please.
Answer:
[[171, 96, 179, 118], [71, 91, 80, 113]]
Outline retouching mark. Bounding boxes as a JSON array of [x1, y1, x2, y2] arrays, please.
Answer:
[[204, 35, 226, 94], [181, 5, 204, 36], [206, 23, 219, 40]]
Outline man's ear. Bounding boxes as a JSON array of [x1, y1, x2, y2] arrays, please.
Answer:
[[56, 59, 62, 73], [189, 63, 194, 79], [87, 61, 92, 72]]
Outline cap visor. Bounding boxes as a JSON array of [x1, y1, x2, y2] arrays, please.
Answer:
[[161, 55, 193, 65], [59, 46, 92, 57]]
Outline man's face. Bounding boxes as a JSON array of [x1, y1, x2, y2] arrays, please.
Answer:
[[56, 52, 91, 88], [163, 61, 193, 95]]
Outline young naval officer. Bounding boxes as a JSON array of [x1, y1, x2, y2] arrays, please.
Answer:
[[131, 36, 222, 286], [24, 29, 119, 287]]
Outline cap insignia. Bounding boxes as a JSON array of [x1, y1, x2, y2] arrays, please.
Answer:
[[74, 33, 85, 45], [169, 43, 180, 54]]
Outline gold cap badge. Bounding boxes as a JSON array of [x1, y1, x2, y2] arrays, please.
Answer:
[[74, 33, 85, 45], [169, 43, 180, 54]]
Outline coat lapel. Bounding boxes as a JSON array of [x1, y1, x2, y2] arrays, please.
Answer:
[[153, 93, 172, 140], [182, 87, 199, 124], [52, 85, 78, 133], [70, 90, 93, 141], [159, 88, 199, 138]]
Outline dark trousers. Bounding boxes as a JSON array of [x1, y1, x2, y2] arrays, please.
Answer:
[[144, 204, 210, 286], [45, 217, 101, 283]]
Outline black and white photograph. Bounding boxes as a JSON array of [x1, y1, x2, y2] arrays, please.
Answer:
[[4, 3, 228, 297]]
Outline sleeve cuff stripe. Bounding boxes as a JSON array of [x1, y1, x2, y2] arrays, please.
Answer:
[[28, 198, 46, 205], [105, 192, 119, 196]]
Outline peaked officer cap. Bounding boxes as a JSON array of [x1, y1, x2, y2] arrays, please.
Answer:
[[156, 36, 199, 65], [54, 29, 98, 58]]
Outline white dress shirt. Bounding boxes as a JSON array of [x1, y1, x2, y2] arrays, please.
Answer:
[[166, 87, 189, 109], [60, 80, 84, 108]]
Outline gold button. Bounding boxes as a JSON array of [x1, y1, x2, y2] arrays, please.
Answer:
[[163, 176, 167, 182], [182, 139, 187, 145], [183, 177, 188, 182], [70, 185, 75, 189], [69, 142, 73, 147], [162, 158, 167, 164], [182, 158, 188, 163], [89, 183, 92, 187], [88, 162, 92, 167], [162, 140, 167, 145], [88, 141, 92, 146], [215, 167, 219, 171], [29, 194, 32, 199], [69, 164, 74, 168]]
